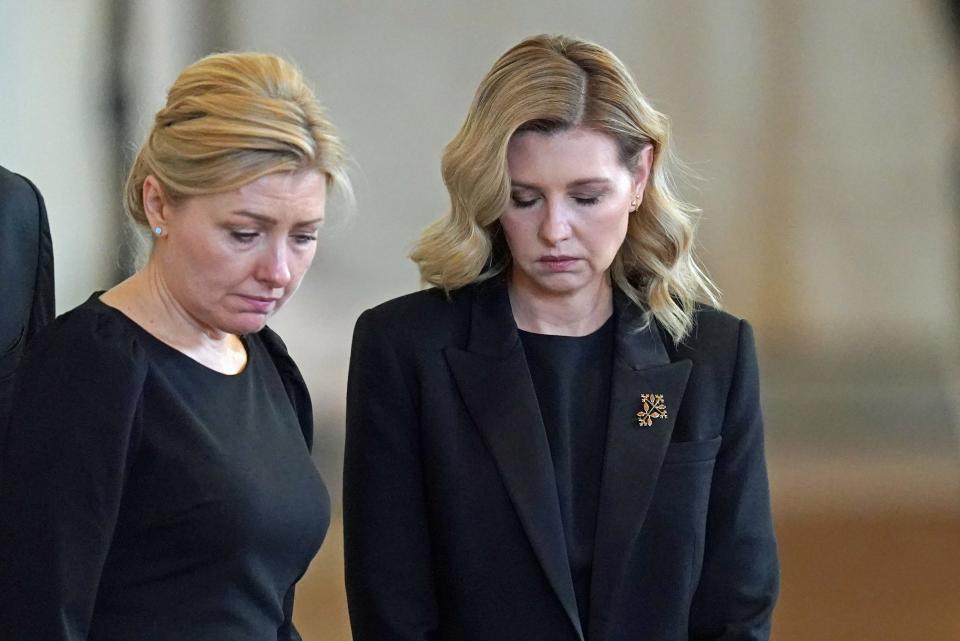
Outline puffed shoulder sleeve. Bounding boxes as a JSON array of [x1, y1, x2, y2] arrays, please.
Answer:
[[0, 312, 148, 640], [343, 308, 439, 641], [259, 326, 314, 450], [689, 320, 779, 641]]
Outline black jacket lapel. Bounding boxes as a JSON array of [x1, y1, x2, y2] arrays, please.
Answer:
[[444, 281, 585, 641], [587, 293, 692, 641]]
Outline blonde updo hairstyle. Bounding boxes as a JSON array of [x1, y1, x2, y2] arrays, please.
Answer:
[[125, 52, 350, 236], [410, 35, 718, 342]]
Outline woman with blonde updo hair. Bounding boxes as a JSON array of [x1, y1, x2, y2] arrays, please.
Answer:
[[345, 35, 778, 640], [0, 52, 348, 640]]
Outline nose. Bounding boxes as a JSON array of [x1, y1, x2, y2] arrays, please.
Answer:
[[538, 199, 572, 245], [256, 242, 292, 289]]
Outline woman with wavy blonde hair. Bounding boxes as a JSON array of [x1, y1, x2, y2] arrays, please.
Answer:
[[412, 34, 717, 343], [345, 34, 777, 641], [0, 52, 348, 640]]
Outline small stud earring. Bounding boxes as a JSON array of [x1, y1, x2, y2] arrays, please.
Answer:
[[153, 226, 163, 237], [629, 195, 641, 212]]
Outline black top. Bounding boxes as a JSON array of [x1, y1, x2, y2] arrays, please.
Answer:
[[0, 295, 329, 640], [519, 315, 615, 637]]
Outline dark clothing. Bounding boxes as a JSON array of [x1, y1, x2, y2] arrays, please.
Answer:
[[0, 295, 328, 640], [344, 278, 778, 641], [519, 316, 615, 636], [0, 165, 54, 427]]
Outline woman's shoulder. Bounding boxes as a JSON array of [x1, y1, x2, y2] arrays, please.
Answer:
[[253, 325, 308, 390], [254, 326, 314, 448], [349, 285, 483, 363], [668, 305, 755, 366], [689, 304, 746, 340], [356, 286, 472, 334], [21, 294, 148, 375], [9, 295, 151, 434], [362, 286, 467, 319], [662, 306, 761, 412]]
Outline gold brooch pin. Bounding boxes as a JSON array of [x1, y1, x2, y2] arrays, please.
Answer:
[[636, 394, 667, 427]]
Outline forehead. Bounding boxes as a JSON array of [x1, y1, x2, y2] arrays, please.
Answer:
[[506, 127, 625, 181], [234, 170, 327, 206], [180, 169, 328, 222], [173, 169, 327, 228]]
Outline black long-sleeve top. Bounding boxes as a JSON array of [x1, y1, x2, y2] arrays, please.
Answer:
[[519, 316, 615, 637], [0, 295, 329, 640]]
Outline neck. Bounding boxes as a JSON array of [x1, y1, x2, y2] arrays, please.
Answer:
[[508, 274, 614, 337], [100, 261, 246, 374]]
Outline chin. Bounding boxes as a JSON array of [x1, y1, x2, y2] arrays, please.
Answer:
[[531, 274, 591, 296], [222, 314, 270, 336]]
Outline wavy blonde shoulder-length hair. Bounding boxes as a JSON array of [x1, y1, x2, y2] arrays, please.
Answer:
[[410, 34, 718, 343]]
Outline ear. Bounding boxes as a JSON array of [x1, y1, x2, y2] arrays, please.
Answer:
[[631, 144, 654, 199], [142, 175, 173, 231]]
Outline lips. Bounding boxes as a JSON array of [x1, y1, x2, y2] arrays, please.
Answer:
[[237, 294, 279, 313], [538, 255, 578, 272]]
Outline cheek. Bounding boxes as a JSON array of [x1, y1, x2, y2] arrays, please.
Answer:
[[498, 217, 517, 248], [168, 238, 231, 286], [195, 264, 251, 298], [594, 207, 630, 253], [185, 245, 256, 292], [499, 215, 533, 253], [613, 212, 630, 246]]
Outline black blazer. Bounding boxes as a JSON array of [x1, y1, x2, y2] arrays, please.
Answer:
[[344, 279, 778, 641], [0, 165, 54, 425]]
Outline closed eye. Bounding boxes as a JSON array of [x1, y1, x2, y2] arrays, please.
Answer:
[[573, 196, 600, 206], [292, 233, 318, 245], [231, 231, 259, 243], [511, 195, 539, 209]]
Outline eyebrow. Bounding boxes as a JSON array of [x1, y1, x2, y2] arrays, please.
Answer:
[[230, 210, 324, 226], [510, 178, 613, 190]]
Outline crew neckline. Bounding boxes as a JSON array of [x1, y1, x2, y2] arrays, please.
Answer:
[[88, 293, 250, 377], [517, 313, 615, 340]]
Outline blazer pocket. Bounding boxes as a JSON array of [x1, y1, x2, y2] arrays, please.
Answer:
[[662, 435, 722, 464]]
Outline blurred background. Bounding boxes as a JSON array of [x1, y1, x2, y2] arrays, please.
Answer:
[[2, 1, 958, 639]]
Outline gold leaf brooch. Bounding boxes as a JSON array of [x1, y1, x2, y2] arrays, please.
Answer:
[[636, 394, 667, 427]]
